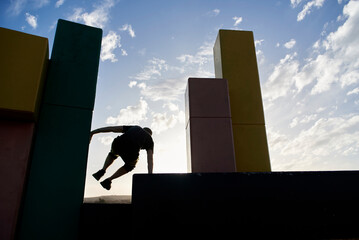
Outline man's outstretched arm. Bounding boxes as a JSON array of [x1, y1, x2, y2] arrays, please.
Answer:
[[146, 149, 153, 174], [89, 126, 124, 141]]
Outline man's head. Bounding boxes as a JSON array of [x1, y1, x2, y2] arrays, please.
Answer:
[[143, 127, 152, 136]]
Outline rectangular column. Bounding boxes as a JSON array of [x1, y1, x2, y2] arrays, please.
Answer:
[[18, 105, 93, 240], [185, 78, 236, 173], [0, 28, 48, 121], [0, 121, 34, 240], [43, 19, 102, 110], [213, 30, 271, 172], [18, 19, 102, 240], [0, 28, 49, 240]]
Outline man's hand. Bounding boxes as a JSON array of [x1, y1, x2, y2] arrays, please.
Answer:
[[146, 149, 154, 174]]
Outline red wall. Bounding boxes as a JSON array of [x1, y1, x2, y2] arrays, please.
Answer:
[[0, 121, 34, 240]]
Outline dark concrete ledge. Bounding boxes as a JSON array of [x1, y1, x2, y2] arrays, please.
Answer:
[[80, 203, 132, 239], [132, 171, 359, 239]]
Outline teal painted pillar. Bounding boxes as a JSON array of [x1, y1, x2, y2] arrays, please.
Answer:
[[18, 19, 102, 240]]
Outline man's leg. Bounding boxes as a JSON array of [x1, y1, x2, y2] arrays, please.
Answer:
[[100, 166, 129, 190], [93, 152, 117, 181], [102, 152, 117, 170], [108, 166, 129, 181]]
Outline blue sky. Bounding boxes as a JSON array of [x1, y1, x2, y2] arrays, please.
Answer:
[[2, 0, 359, 197]]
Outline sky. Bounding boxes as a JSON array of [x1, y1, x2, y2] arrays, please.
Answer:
[[1, 0, 359, 197]]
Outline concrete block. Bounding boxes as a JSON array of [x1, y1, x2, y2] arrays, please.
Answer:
[[213, 30, 265, 125], [132, 172, 359, 238], [186, 118, 236, 173], [232, 124, 271, 172], [18, 104, 93, 240], [0, 28, 48, 121], [80, 204, 132, 239], [44, 19, 102, 110], [185, 78, 231, 122], [0, 121, 34, 240]]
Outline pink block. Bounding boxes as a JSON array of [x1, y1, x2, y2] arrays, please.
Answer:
[[186, 118, 236, 173], [185, 78, 231, 123], [0, 121, 34, 240]]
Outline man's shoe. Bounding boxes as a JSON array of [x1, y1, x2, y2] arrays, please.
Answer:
[[100, 179, 112, 190], [92, 169, 105, 181]]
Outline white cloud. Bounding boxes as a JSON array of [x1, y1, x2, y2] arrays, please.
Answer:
[[106, 98, 148, 125], [291, 114, 318, 128], [131, 58, 168, 81], [139, 78, 187, 102], [33, 0, 49, 8], [290, 0, 303, 8], [284, 38, 296, 49], [25, 12, 37, 29], [297, 0, 326, 21], [304, 0, 359, 94], [129, 81, 137, 88], [263, 52, 299, 101], [163, 102, 179, 112], [265, 0, 359, 99], [255, 39, 264, 46], [100, 31, 121, 62], [212, 9, 220, 16], [137, 82, 146, 89], [177, 42, 212, 66], [205, 8, 220, 17], [283, 115, 359, 158], [151, 111, 185, 134], [7, 0, 27, 15], [7, 0, 49, 15], [269, 115, 359, 170], [55, 0, 65, 8], [151, 112, 178, 134], [256, 50, 265, 65], [347, 87, 359, 95], [68, 0, 115, 28], [121, 49, 128, 56], [290, 117, 299, 128], [267, 128, 289, 152], [232, 16, 243, 26], [120, 24, 135, 38]]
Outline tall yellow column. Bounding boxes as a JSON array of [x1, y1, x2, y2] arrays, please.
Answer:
[[213, 29, 271, 172], [0, 28, 48, 121]]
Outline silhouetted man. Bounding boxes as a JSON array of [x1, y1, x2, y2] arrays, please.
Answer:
[[90, 125, 154, 190]]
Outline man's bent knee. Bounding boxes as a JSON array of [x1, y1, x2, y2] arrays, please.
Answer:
[[124, 163, 136, 172], [108, 151, 118, 159]]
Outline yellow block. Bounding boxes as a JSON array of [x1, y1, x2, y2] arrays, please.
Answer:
[[214, 29, 265, 125], [232, 124, 271, 172], [0, 28, 49, 121], [214, 29, 271, 172]]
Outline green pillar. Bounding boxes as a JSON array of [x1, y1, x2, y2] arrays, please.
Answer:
[[18, 19, 102, 240]]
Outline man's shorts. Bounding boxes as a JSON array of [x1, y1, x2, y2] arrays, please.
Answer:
[[109, 136, 139, 171]]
